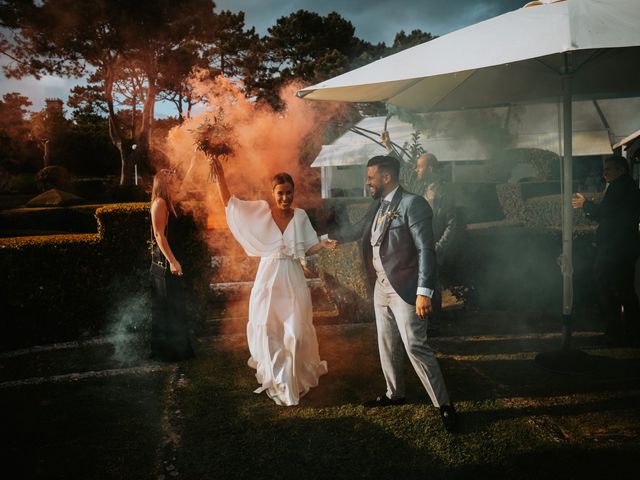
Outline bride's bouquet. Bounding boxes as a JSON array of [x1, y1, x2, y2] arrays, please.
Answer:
[[190, 108, 235, 183]]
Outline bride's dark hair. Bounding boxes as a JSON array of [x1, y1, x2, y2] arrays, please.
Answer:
[[271, 172, 294, 190]]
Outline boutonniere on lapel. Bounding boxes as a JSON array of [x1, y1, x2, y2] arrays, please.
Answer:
[[385, 208, 400, 221]]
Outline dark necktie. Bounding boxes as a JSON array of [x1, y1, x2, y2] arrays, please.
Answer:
[[375, 200, 391, 230]]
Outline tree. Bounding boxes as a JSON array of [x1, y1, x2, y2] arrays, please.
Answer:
[[1, 0, 219, 185], [265, 10, 359, 82], [67, 86, 119, 176], [67, 84, 108, 123], [30, 98, 69, 168], [0, 92, 32, 133], [156, 42, 208, 122], [156, 10, 260, 121], [257, 10, 378, 107], [0, 92, 39, 171], [205, 10, 260, 80], [389, 29, 436, 55]]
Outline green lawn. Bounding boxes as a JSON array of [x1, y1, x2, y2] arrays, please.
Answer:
[[174, 328, 640, 480], [2, 316, 639, 480], [2, 373, 169, 479]]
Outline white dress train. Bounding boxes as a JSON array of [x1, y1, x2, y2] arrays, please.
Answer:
[[225, 196, 328, 406]]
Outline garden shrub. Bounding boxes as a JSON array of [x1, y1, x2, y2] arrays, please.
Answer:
[[485, 148, 561, 183], [497, 182, 596, 228], [316, 196, 598, 317], [62, 128, 120, 176], [316, 199, 376, 322], [8, 173, 38, 194], [109, 184, 150, 202], [450, 182, 505, 224], [35, 165, 73, 192], [1, 201, 211, 350], [0, 204, 98, 236], [72, 178, 112, 201]]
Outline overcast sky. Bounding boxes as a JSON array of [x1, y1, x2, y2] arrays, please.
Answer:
[[0, 0, 526, 114], [215, 0, 526, 44]]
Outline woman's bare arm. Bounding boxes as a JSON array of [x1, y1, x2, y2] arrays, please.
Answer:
[[151, 198, 182, 275]]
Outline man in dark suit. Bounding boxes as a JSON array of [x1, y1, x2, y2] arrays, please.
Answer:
[[332, 155, 458, 432], [573, 155, 640, 344], [415, 152, 459, 336]]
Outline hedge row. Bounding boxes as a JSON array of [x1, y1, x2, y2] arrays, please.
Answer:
[[0, 204, 99, 236], [496, 182, 601, 228], [0, 202, 210, 351], [1, 181, 602, 348], [316, 194, 598, 320]]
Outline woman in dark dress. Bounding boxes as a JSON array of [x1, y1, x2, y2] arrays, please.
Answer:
[[150, 168, 195, 361]]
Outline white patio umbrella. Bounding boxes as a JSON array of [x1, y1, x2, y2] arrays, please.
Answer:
[[298, 0, 640, 371]]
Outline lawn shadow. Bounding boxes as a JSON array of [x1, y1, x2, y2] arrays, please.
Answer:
[[1, 372, 169, 480], [447, 445, 640, 480], [444, 353, 640, 403], [178, 344, 452, 480]]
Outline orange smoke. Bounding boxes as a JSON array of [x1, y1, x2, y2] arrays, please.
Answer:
[[161, 72, 347, 340], [163, 73, 344, 229]]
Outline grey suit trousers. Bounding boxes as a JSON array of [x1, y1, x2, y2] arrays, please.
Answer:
[[372, 255, 450, 407]]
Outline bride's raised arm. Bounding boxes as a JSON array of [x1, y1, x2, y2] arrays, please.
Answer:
[[212, 158, 231, 207]]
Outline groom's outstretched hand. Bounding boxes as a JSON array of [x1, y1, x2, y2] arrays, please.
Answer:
[[415, 295, 432, 319], [321, 238, 338, 250]]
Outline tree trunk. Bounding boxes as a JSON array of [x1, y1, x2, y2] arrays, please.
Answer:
[[175, 95, 184, 123], [131, 94, 137, 140], [104, 67, 134, 186], [119, 146, 134, 185], [42, 139, 50, 168], [136, 67, 157, 176]]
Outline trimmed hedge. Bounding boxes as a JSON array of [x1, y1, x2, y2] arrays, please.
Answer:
[[316, 195, 598, 318], [448, 223, 597, 310], [1, 202, 210, 351], [316, 199, 376, 322], [35, 166, 73, 192], [0, 204, 100, 236], [497, 182, 601, 228]]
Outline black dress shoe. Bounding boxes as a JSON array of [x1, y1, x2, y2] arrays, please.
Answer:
[[440, 404, 459, 433], [363, 395, 406, 408]]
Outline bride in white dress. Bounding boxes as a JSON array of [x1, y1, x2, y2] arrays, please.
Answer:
[[214, 162, 336, 406]]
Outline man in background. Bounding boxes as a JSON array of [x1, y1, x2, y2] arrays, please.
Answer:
[[573, 155, 640, 345], [414, 152, 459, 336]]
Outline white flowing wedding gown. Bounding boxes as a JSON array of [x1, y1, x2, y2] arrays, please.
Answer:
[[226, 196, 328, 406]]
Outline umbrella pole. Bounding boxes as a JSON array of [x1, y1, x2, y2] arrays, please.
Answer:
[[534, 71, 594, 374], [561, 73, 574, 351]]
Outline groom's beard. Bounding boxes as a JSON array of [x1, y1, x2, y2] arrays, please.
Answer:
[[369, 184, 384, 199]]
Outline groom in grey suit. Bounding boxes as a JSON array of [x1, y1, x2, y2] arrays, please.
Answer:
[[332, 155, 458, 432]]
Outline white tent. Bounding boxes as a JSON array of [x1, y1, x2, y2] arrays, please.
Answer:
[[313, 97, 640, 168]]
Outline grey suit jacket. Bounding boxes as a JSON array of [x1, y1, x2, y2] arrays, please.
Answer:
[[334, 186, 437, 305], [424, 180, 459, 266]]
